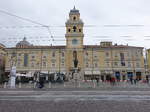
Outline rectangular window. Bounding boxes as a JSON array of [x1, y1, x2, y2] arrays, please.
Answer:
[[24, 53, 28, 67], [115, 53, 118, 57], [52, 51, 55, 57], [85, 52, 88, 56], [31, 62, 34, 67], [106, 62, 110, 67], [114, 62, 118, 66], [18, 53, 22, 56], [17, 62, 21, 66], [62, 52, 64, 57], [94, 63, 98, 67], [61, 61, 65, 67], [43, 56, 46, 59], [120, 53, 125, 60], [120, 53, 125, 66], [32, 56, 35, 59], [37, 62, 39, 67], [52, 63, 55, 67], [136, 62, 140, 68], [105, 52, 109, 57], [121, 61, 125, 66], [85, 62, 89, 68], [61, 60, 65, 66], [128, 62, 131, 67], [43, 62, 46, 67], [136, 52, 138, 57], [127, 52, 130, 57]]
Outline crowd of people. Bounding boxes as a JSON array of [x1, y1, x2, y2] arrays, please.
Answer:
[[97, 75, 150, 86]]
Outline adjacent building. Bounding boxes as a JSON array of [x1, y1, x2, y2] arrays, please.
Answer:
[[147, 49, 150, 76], [5, 7, 145, 81], [0, 43, 6, 83]]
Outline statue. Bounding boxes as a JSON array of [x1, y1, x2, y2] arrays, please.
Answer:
[[74, 59, 78, 68], [73, 51, 78, 68]]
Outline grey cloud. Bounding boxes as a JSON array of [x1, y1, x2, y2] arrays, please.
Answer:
[[0, 0, 150, 48]]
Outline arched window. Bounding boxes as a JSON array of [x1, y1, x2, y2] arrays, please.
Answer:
[[73, 26, 77, 32], [73, 51, 77, 60], [73, 16, 76, 21], [79, 29, 82, 32], [68, 28, 71, 32]]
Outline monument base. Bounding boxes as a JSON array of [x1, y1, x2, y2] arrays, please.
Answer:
[[72, 67, 80, 81]]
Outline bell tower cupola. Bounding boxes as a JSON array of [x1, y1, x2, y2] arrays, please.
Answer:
[[65, 6, 84, 48]]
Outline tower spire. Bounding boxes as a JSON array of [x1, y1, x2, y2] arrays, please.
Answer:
[[73, 5, 76, 10]]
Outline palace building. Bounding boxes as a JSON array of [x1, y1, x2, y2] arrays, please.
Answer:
[[5, 7, 145, 81]]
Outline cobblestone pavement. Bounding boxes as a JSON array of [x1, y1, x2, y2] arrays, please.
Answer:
[[0, 90, 150, 112], [1, 100, 150, 112]]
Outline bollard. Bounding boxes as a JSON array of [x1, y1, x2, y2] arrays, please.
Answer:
[[49, 82, 51, 88], [78, 82, 80, 88], [3, 82, 7, 88], [19, 82, 21, 88], [34, 82, 36, 88], [64, 82, 66, 88], [93, 81, 96, 88]]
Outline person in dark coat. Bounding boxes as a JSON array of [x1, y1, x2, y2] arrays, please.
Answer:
[[39, 78, 44, 88], [146, 75, 149, 84]]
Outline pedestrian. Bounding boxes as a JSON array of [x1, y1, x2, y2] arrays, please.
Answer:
[[96, 78, 99, 86], [39, 78, 44, 89], [133, 77, 137, 85], [111, 77, 115, 86], [146, 75, 149, 84], [130, 76, 133, 85]]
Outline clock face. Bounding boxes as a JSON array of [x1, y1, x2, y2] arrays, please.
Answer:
[[72, 39, 78, 45]]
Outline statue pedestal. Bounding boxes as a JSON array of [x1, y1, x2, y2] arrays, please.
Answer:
[[73, 68, 80, 81], [74, 68, 79, 73], [9, 66, 16, 89]]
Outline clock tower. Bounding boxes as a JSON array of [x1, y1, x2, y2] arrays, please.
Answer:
[[65, 7, 84, 80], [65, 6, 84, 48]]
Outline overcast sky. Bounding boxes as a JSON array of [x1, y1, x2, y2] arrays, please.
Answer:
[[0, 0, 150, 48]]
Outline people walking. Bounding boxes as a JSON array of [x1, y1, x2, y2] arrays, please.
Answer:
[[146, 75, 149, 84], [111, 76, 116, 86], [130, 76, 133, 85], [133, 77, 137, 85]]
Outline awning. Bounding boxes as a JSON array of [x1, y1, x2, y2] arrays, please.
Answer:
[[26, 72, 34, 77], [84, 71, 100, 75], [16, 73, 33, 77], [40, 71, 48, 74], [93, 71, 100, 74], [16, 73, 26, 77], [85, 71, 92, 75], [105, 71, 113, 74], [60, 72, 66, 74]]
